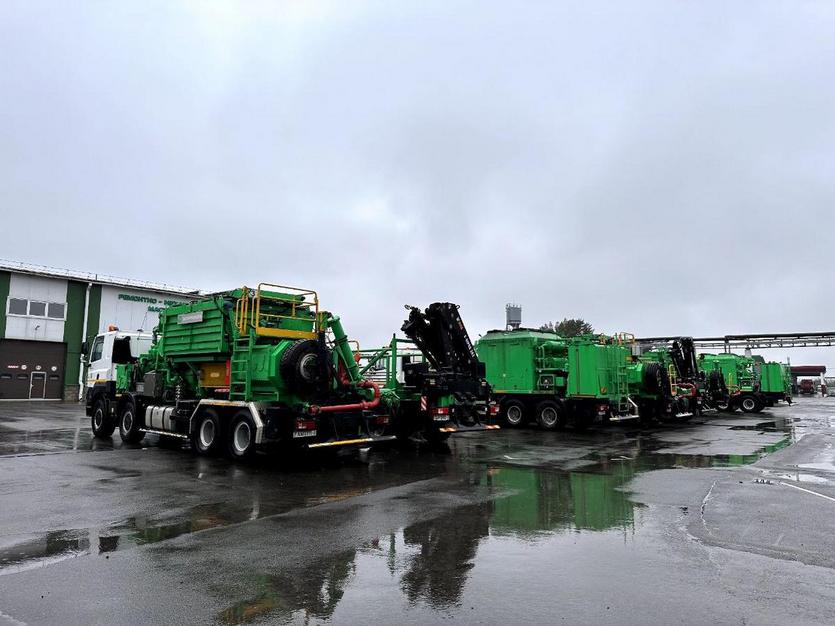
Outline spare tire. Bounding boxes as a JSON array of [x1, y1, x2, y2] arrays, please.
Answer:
[[707, 370, 727, 395], [280, 339, 330, 394], [643, 363, 671, 399]]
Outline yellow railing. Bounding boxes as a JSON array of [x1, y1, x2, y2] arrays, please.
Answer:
[[234, 287, 250, 336], [234, 283, 320, 340], [252, 282, 319, 340], [614, 332, 636, 346]]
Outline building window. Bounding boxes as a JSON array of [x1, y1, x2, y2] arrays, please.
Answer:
[[47, 303, 65, 319], [28, 301, 47, 317], [7, 298, 27, 315], [6, 298, 67, 319], [0, 374, 11, 381]]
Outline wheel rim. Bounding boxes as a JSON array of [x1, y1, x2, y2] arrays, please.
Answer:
[[199, 419, 215, 449], [541, 407, 558, 427], [506, 406, 522, 425], [742, 398, 756, 411], [233, 421, 251, 454], [93, 408, 103, 430], [299, 353, 319, 382], [122, 410, 133, 432]]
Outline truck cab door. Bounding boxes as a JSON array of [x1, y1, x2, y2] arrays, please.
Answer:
[[86, 334, 114, 386]]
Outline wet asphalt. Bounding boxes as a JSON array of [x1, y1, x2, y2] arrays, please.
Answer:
[[1, 399, 834, 625]]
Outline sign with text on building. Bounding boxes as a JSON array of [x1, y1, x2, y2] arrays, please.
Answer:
[[99, 286, 195, 334], [117, 293, 189, 313]]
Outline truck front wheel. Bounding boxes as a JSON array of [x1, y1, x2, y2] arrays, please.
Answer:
[[740, 395, 758, 413], [192, 409, 222, 455], [91, 398, 116, 439], [227, 411, 257, 461], [502, 400, 526, 427], [118, 399, 145, 444]]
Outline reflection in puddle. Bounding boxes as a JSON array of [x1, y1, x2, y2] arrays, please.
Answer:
[[219, 548, 357, 625], [214, 427, 795, 623], [0, 500, 263, 576]]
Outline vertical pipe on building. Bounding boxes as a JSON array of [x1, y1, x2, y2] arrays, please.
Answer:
[[77, 282, 92, 400]]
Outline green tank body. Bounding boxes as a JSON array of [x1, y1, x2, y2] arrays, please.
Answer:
[[475, 329, 639, 429], [100, 283, 395, 460]]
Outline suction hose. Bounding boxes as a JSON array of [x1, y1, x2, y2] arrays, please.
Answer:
[[308, 379, 381, 415]]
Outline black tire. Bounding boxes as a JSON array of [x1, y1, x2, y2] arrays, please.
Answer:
[[280, 339, 329, 394], [644, 363, 671, 397], [227, 410, 257, 461], [740, 394, 758, 413], [118, 398, 145, 444], [753, 394, 766, 413], [536, 401, 564, 430], [191, 409, 222, 455], [716, 395, 733, 412], [91, 398, 116, 439], [502, 400, 526, 427]]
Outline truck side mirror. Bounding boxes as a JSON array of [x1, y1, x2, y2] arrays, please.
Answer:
[[81, 341, 89, 356]]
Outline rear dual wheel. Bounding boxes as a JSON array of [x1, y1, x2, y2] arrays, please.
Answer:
[[227, 411, 257, 461], [536, 401, 564, 430], [192, 409, 222, 455], [191, 409, 257, 461]]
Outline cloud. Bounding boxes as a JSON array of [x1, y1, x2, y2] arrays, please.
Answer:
[[1, 1, 834, 367]]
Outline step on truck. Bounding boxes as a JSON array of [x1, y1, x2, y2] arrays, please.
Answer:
[[474, 329, 641, 429], [359, 303, 500, 443], [84, 284, 398, 460]]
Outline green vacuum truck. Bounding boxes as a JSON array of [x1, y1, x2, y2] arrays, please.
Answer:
[[756, 360, 792, 406], [85, 284, 397, 460], [637, 337, 729, 417], [359, 303, 500, 442], [697, 353, 765, 413], [474, 329, 641, 428]]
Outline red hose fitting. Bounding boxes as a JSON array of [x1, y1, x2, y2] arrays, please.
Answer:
[[309, 380, 381, 414]]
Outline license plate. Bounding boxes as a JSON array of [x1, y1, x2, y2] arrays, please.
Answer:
[[433, 415, 450, 422], [292, 430, 317, 438]]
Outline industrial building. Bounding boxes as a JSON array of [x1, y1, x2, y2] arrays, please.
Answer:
[[0, 260, 199, 400]]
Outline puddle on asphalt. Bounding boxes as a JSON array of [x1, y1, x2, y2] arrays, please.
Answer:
[[212, 419, 796, 624], [0, 415, 799, 623]]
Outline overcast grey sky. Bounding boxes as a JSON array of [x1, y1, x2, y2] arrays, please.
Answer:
[[2, 1, 834, 366]]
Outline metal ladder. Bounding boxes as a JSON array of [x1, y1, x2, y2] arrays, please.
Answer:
[[229, 332, 253, 401]]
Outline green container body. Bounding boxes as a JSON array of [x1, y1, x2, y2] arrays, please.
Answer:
[[131, 288, 350, 407], [475, 330, 630, 403], [759, 362, 783, 394], [157, 296, 232, 359], [698, 353, 758, 392]]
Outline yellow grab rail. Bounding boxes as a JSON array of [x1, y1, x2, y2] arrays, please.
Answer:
[[252, 282, 319, 340]]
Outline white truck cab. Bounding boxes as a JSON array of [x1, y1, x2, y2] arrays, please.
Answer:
[[86, 330, 153, 387], [84, 329, 154, 433]]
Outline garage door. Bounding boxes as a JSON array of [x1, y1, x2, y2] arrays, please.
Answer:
[[0, 340, 66, 399]]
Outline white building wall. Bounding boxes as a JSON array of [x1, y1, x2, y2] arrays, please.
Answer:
[[98, 286, 191, 333], [5, 275, 68, 342]]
